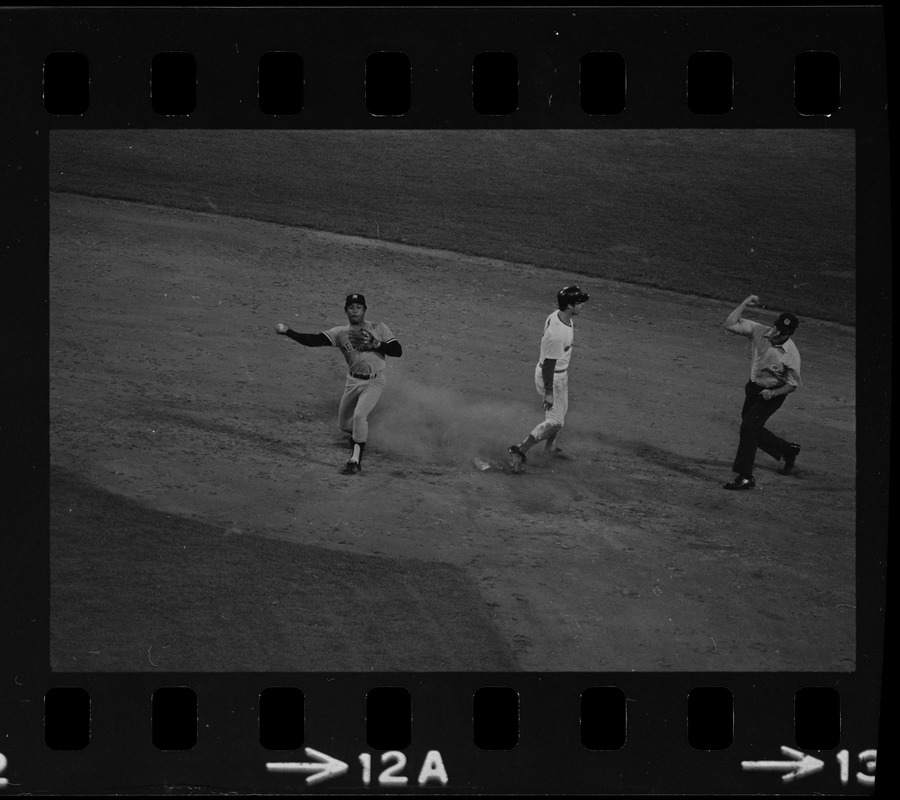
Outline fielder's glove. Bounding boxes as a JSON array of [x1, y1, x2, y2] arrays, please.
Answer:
[[349, 327, 378, 351]]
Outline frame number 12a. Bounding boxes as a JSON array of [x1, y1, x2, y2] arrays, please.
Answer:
[[360, 750, 448, 787]]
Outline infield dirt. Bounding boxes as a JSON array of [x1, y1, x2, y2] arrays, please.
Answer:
[[49, 131, 856, 672]]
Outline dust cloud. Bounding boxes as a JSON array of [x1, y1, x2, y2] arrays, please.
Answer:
[[373, 373, 533, 467]]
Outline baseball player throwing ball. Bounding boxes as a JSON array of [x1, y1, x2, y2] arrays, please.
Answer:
[[508, 285, 590, 473], [275, 293, 402, 475]]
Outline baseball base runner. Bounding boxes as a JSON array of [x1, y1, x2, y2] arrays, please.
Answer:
[[507, 285, 590, 473]]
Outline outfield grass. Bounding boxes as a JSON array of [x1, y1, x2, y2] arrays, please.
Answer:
[[50, 466, 516, 671], [50, 129, 855, 324]]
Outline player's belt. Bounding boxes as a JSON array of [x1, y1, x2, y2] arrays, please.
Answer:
[[350, 372, 379, 380], [539, 362, 568, 373]]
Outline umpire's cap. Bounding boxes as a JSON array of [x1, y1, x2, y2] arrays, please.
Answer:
[[345, 293, 367, 308], [557, 285, 590, 309], [773, 312, 799, 335]]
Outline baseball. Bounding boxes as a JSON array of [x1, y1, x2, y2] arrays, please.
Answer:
[[275, 322, 288, 334]]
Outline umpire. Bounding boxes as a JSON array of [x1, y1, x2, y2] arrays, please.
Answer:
[[722, 294, 802, 490]]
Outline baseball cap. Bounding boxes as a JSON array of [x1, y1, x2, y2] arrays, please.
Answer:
[[345, 293, 367, 308], [773, 312, 799, 335]]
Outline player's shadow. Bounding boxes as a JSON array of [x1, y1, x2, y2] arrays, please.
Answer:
[[600, 433, 731, 479]]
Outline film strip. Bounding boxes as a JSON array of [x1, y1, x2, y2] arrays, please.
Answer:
[[0, 5, 888, 795]]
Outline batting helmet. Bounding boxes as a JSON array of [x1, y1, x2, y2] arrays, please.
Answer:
[[557, 285, 590, 309], [345, 293, 367, 309]]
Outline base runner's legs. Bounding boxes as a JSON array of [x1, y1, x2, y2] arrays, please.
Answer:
[[530, 369, 568, 443]]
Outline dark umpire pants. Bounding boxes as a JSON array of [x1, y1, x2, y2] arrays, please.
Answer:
[[732, 381, 790, 477]]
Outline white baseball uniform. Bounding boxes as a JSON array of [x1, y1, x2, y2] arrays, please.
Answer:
[[530, 310, 574, 440]]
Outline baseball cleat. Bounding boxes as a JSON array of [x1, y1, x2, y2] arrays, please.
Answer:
[[508, 445, 527, 473], [508, 445, 527, 462], [341, 460, 361, 475], [780, 443, 801, 474], [723, 475, 755, 490]]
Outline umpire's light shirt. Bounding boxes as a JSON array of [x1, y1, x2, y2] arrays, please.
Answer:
[[734, 320, 803, 389]]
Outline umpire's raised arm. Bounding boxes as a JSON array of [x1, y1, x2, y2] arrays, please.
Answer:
[[724, 294, 760, 333]]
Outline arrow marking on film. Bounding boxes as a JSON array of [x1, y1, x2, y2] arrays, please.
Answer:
[[742, 746, 825, 783], [267, 747, 349, 785]]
